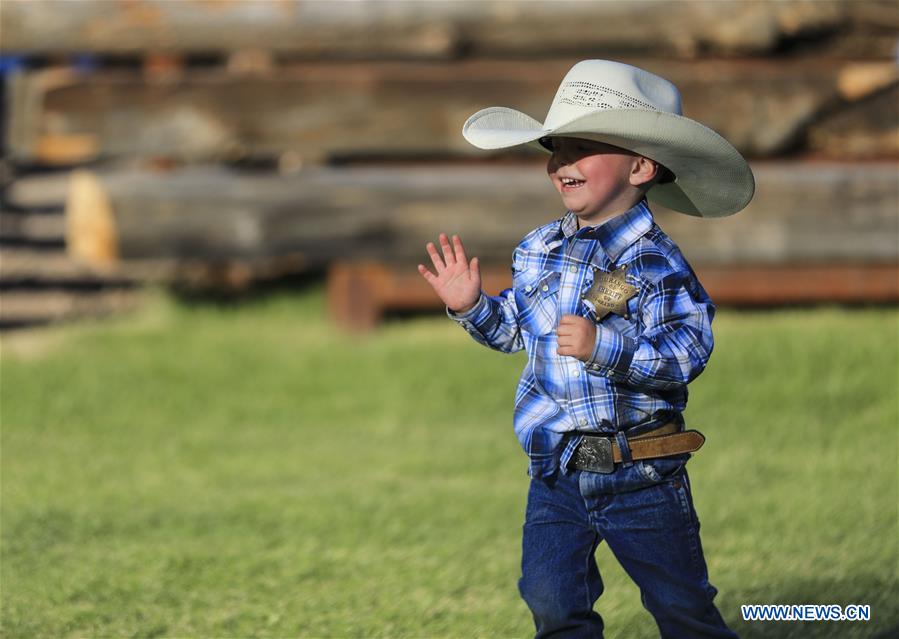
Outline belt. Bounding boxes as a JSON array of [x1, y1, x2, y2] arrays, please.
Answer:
[[570, 422, 705, 474]]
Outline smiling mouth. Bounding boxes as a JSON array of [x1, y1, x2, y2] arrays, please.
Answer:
[[560, 177, 585, 190]]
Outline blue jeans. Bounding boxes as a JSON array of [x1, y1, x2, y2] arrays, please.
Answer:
[[519, 455, 737, 638]]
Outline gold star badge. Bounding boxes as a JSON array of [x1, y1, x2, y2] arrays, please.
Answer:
[[583, 265, 638, 320]]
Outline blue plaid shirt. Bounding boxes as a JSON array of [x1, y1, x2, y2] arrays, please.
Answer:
[[447, 198, 715, 479]]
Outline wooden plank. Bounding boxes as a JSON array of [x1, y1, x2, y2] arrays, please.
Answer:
[[0, 245, 313, 291], [694, 263, 899, 305], [654, 161, 899, 265], [0, 212, 66, 244], [7, 58, 897, 164], [65, 169, 119, 267], [327, 260, 514, 331], [4, 0, 894, 58], [0, 247, 115, 282], [31, 134, 99, 166], [0, 289, 142, 326], [327, 261, 899, 331], [64, 162, 899, 270], [808, 84, 899, 159], [3, 170, 70, 208]]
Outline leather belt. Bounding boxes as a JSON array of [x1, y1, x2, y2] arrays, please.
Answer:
[[570, 422, 705, 474]]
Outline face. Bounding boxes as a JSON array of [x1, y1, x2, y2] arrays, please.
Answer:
[[545, 137, 652, 225]]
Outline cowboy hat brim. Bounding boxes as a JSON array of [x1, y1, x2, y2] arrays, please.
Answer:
[[462, 106, 755, 218]]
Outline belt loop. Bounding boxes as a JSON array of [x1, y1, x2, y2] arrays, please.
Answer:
[[615, 430, 633, 466]]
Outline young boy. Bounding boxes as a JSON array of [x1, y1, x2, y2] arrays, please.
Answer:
[[417, 60, 753, 638]]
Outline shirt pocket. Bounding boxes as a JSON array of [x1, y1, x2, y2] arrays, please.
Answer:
[[515, 270, 561, 336]]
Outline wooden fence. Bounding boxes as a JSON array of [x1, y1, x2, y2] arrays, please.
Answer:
[[1, 0, 897, 329]]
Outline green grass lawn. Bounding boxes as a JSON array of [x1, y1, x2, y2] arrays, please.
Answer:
[[1, 284, 897, 638]]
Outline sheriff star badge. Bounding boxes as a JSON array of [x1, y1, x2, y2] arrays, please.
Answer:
[[582, 265, 638, 321]]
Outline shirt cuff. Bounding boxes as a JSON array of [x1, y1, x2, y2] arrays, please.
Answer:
[[585, 325, 637, 380], [446, 291, 489, 324]]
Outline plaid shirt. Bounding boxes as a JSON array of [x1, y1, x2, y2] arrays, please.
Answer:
[[447, 198, 715, 479]]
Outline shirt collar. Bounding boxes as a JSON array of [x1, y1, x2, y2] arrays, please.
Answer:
[[548, 198, 655, 263]]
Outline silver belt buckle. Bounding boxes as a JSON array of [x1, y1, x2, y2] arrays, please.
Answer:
[[575, 435, 615, 473]]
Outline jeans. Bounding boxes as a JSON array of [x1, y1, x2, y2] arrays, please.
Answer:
[[519, 454, 737, 638]]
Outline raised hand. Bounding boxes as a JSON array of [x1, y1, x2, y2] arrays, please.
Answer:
[[417, 233, 481, 314], [556, 314, 597, 361]]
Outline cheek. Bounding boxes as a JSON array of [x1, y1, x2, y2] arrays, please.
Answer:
[[580, 159, 627, 190], [577, 158, 606, 179], [584, 173, 615, 194]]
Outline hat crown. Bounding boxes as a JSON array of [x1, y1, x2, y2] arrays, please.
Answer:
[[543, 60, 682, 130]]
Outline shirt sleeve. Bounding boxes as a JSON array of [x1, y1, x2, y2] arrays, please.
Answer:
[[584, 269, 714, 389], [446, 286, 524, 354]]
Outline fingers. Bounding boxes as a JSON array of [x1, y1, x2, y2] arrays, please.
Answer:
[[439, 233, 456, 266], [426, 233, 467, 274], [557, 333, 581, 347], [425, 241, 445, 273], [557, 341, 586, 358], [557, 314, 584, 335], [417, 263, 436, 285], [470, 256, 480, 282], [453, 234, 468, 265]]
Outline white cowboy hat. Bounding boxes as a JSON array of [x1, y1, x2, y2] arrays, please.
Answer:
[[462, 59, 755, 218]]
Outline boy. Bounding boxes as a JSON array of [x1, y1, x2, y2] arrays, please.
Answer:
[[417, 60, 753, 638]]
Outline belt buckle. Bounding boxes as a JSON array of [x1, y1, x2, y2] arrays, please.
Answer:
[[575, 435, 615, 474]]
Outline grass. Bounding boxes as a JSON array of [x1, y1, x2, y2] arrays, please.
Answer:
[[1, 284, 897, 638]]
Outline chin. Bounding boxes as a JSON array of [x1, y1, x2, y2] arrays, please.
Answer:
[[566, 202, 592, 215]]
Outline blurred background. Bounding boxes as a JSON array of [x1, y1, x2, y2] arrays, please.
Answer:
[[1, 1, 897, 638], [0, 0, 896, 328]]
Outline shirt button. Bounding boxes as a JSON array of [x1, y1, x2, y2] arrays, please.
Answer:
[[572, 369, 580, 377], [525, 284, 533, 292], [541, 284, 549, 292], [580, 418, 588, 426], [591, 364, 600, 370], [569, 265, 578, 273]]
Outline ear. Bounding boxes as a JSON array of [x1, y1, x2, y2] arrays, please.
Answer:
[[629, 156, 659, 187]]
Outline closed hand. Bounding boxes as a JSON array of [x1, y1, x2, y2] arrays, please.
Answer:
[[556, 314, 596, 361]]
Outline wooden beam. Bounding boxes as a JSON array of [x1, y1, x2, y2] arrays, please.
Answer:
[[4, 0, 895, 58], [0, 247, 119, 283], [0, 212, 66, 244], [65, 169, 119, 268], [327, 261, 514, 331], [7, 58, 897, 164], [0, 289, 141, 328], [808, 84, 899, 159], [327, 261, 899, 331], [58, 162, 898, 270], [695, 263, 899, 305]]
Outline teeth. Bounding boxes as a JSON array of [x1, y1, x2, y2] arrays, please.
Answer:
[[562, 178, 583, 185]]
